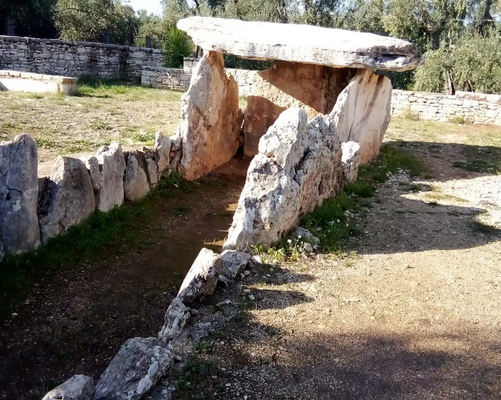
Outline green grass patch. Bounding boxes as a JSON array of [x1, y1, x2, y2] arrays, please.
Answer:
[[452, 159, 500, 174]]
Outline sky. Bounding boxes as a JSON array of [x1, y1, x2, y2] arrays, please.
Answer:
[[126, 0, 164, 15]]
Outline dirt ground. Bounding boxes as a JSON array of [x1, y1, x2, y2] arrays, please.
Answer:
[[169, 124, 501, 400], [0, 159, 249, 400], [0, 117, 500, 400]]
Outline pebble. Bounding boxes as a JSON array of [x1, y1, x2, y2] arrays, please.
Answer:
[[248, 295, 256, 301], [244, 270, 250, 276], [11, 313, 18, 317], [243, 289, 251, 293]]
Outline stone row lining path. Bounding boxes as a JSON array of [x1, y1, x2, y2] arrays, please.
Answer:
[[162, 139, 501, 400]]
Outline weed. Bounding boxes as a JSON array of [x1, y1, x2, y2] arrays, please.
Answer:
[[344, 181, 375, 198], [402, 108, 420, 121], [449, 116, 472, 125], [34, 137, 60, 149], [131, 132, 156, 143], [90, 120, 112, 131], [176, 354, 219, 391], [174, 205, 190, 216]]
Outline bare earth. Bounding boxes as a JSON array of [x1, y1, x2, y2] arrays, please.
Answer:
[[170, 121, 501, 400]]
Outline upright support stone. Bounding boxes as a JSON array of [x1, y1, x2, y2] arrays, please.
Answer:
[[243, 62, 356, 156], [95, 142, 126, 212], [330, 69, 392, 164], [177, 51, 242, 181], [38, 157, 96, 244], [0, 134, 40, 258]]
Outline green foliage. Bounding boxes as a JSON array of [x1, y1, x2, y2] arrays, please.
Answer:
[[162, 26, 194, 68], [53, 0, 137, 44], [134, 10, 163, 47], [0, 0, 58, 38]]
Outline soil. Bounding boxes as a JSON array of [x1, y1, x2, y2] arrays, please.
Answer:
[[170, 138, 501, 400], [0, 158, 249, 400]]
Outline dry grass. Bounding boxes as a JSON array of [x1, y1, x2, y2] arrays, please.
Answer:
[[0, 82, 183, 163]]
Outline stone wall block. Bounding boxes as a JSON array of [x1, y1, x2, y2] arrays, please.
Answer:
[[0, 134, 40, 258], [95, 142, 126, 212], [38, 156, 95, 244]]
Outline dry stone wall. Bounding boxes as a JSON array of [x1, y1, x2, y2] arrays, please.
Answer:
[[0, 35, 165, 80], [392, 90, 501, 124]]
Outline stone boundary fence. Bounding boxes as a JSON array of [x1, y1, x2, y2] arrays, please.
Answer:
[[392, 89, 501, 125], [0, 35, 165, 80]]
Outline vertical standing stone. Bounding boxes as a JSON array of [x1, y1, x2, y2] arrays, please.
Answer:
[[0, 134, 40, 258], [177, 51, 242, 181], [330, 69, 392, 164], [38, 156, 95, 244], [95, 142, 126, 211]]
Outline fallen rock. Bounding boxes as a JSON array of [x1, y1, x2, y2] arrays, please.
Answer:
[[177, 51, 242, 181], [0, 134, 40, 256], [95, 142, 126, 212], [221, 250, 251, 279], [38, 156, 95, 244], [94, 337, 174, 400], [331, 69, 392, 164], [123, 151, 150, 201], [296, 227, 320, 245], [341, 141, 361, 184], [178, 17, 421, 71], [224, 108, 344, 251], [155, 132, 171, 176], [177, 248, 222, 305], [42, 374, 95, 400], [158, 298, 190, 341]]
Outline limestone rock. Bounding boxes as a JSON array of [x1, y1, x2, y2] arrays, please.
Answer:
[[177, 248, 222, 305], [155, 132, 171, 176], [38, 156, 95, 244], [95, 142, 126, 212], [170, 133, 181, 152], [94, 337, 174, 400], [0, 134, 40, 256], [177, 51, 242, 181], [146, 158, 159, 187], [243, 62, 356, 156], [123, 152, 150, 201], [178, 17, 422, 72], [331, 69, 392, 164], [81, 156, 103, 193], [341, 141, 361, 184], [224, 108, 345, 251], [296, 227, 320, 245], [158, 298, 190, 341], [42, 374, 95, 400], [221, 250, 251, 279]]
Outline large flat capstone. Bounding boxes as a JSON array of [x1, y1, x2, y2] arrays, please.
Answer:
[[177, 17, 421, 72]]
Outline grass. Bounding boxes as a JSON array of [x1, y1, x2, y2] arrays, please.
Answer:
[[0, 78, 183, 163], [0, 173, 190, 319], [269, 143, 426, 255], [471, 221, 500, 235], [452, 159, 500, 174]]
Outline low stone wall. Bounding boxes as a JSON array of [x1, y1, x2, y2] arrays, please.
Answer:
[[140, 58, 258, 94], [392, 90, 501, 124], [0, 35, 165, 80], [0, 70, 77, 95], [141, 66, 191, 91]]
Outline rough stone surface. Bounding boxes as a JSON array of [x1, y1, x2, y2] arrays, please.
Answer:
[[177, 51, 242, 181], [81, 156, 103, 194], [155, 132, 171, 176], [177, 248, 222, 305], [243, 62, 356, 156], [0, 134, 40, 257], [146, 158, 159, 187], [177, 17, 421, 72], [42, 374, 95, 400], [158, 298, 190, 341], [341, 141, 361, 184], [296, 227, 321, 245], [38, 156, 95, 244], [224, 108, 344, 251], [221, 250, 251, 279], [123, 152, 150, 201], [94, 337, 174, 400], [331, 69, 392, 164], [95, 142, 126, 212]]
